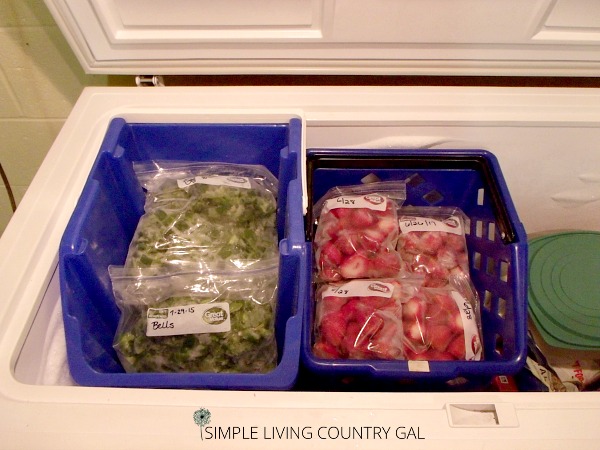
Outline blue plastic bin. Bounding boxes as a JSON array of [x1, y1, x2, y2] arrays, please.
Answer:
[[301, 148, 528, 387], [59, 117, 307, 390]]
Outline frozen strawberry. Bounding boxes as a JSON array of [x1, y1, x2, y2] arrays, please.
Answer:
[[446, 232, 466, 252], [355, 315, 384, 348], [402, 296, 426, 322], [347, 342, 373, 360], [361, 295, 393, 310], [374, 300, 402, 322], [340, 297, 369, 323], [437, 246, 458, 269], [370, 322, 403, 359], [371, 341, 403, 360], [377, 216, 398, 235], [350, 208, 376, 228], [358, 233, 382, 253], [368, 250, 402, 278], [404, 347, 430, 360], [339, 254, 371, 279], [404, 320, 426, 345], [319, 312, 348, 348], [425, 299, 450, 325], [448, 309, 465, 334], [316, 217, 342, 241], [418, 231, 444, 254], [335, 233, 358, 256], [319, 241, 343, 266], [432, 292, 458, 312], [313, 341, 341, 359], [424, 349, 455, 361], [342, 321, 362, 355], [318, 294, 348, 317], [363, 226, 387, 244], [428, 324, 453, 352], [320, 267, 342, 282], [398, 232, 422, 255], [388, 279, 405, 301], [447, 335, 466, 359], [330, 207, 353, 219]]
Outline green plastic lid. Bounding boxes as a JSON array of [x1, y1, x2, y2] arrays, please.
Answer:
[[528, 231, 600, 349]]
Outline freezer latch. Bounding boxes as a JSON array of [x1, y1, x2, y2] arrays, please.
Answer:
[[135, 75, 165, 87]]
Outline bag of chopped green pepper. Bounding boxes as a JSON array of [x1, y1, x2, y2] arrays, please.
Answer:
[[126, 161, 279, 272], [109, 265, 279, 374]]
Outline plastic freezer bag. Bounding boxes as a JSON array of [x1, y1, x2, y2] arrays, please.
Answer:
[[125, 161, 279, 272], [400, 280, 483, 362], [397, 206, 471, 288], [109, 266, 279, 374], [312, 278, 483, 362], [312, 279, 405, 360], [312, 181, 407, 282]]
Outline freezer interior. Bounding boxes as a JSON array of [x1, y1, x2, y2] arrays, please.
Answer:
[[3, 86, 600, 448]]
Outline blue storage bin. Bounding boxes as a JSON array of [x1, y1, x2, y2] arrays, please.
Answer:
[[59, 117, 306, 390], [301, 148, 528, 387]]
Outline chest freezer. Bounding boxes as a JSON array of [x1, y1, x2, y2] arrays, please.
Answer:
[[2, 1, 600, 448]]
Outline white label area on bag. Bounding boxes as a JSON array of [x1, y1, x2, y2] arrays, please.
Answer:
[[451, 291, 483, 361], [177, 174, 252, 189], [323, 280, 395, 298], [399, 215, 463, 235], [146, 302, 231, 337], [323, 194, 388, 213]]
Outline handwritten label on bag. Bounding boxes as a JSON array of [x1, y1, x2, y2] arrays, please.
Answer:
[[146, 302, 231, 337], [323, 194, 388, 213], [399, 215, 463, 235], [177, 175, 251, 190], [323, 280, 395, 299]]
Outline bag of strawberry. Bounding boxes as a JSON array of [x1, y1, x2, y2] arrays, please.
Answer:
[[401, 281, 483, 361], [312, 278, 483, 362], [397, 207, 471, 288], [312, 279, 405, 360], [312, 182, 406, 282]]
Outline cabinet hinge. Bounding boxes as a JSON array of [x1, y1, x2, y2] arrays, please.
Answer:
[[135, 75, 165, 87]]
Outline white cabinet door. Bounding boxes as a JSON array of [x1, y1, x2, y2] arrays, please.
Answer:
[[45, 0, 600, 75]]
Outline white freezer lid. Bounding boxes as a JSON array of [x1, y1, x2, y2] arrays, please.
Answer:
[[45, 0, 600, 76]]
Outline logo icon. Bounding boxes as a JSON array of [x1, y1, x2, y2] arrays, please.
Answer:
[[363, 194, 384, 205], [203, 307, 228, 325], [193, 408, 212, 440], [368, 282, 391, 294], [147, 308, 168, 320], [226, 176, 248, 184], [443, 217, 459, 228]]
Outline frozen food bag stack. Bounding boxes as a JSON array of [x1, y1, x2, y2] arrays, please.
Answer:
[[109, 162, 281, 374], [311, 183, 483, 363]]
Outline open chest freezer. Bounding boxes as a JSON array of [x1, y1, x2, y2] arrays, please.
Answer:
[[2, 1, 600, 448]]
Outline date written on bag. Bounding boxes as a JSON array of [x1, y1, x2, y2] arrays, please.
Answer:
[[146, 302, 231, 337]]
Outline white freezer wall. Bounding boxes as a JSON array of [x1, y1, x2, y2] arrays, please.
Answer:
[[1, 86, 600, 450]]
